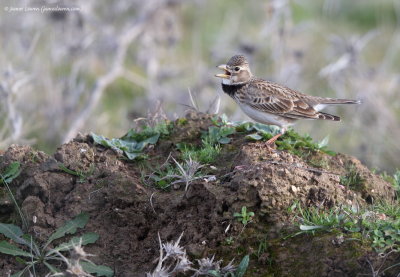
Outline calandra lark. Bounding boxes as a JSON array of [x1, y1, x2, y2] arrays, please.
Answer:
[[215, 55, 360, 146]]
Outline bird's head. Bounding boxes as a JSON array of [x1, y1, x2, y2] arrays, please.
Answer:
[[215, 55, 252, 85]]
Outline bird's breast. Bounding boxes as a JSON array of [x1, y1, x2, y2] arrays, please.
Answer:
[[221, 83, 247, 98]]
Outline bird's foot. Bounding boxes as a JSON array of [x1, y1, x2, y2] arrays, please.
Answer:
[[263, 133, 282, 152]]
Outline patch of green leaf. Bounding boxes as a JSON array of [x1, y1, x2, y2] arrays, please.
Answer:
[[234, 206, 255, 226], [382, 170, 400, 197], [81, 261, 114, 277], [340, 165, 364, 190], [290, 201, 400, 253], [147, 157, 207, 191], [232, 120, 335, 157], [178, 138, 221, 164], [59, 163, 95, 183], [0, 162, 21, 183], [208, 255, 250, 277], [0, 213, 113, 276], [147, 163, 180, 190], [0, 162, 27, 230], [277, 129, 336, 156], [92, 128, 159, 160], [205, 126, 236, 145]]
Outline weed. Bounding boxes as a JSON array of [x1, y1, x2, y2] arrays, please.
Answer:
[[0, 162, 27, 230], [256, 237, 268, 259], [234, 120, 335, 157], [340, 165, 364, 190], [91, 121, 172, 160], [27, 151, 40, 164], [224, 236, 234, 245], [178, 139, 221, 164], [290, 202, 400, 253], [307, 156, 329, 169], [148, 156, 208, 191], [176, 118, 188, 126], [59, 163, 95, 183], [148, 163, 180, 190], [382, 170, 400, 197], [204, 126, 235, 145], [0, 213, 113, 276], [234, 206, 255, 226], [147, 233, 249, 277]]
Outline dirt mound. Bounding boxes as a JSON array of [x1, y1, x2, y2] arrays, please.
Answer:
[[0, 112, 396, 277]]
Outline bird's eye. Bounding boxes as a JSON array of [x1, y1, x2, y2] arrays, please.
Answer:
[[234, 67, 240, 72]]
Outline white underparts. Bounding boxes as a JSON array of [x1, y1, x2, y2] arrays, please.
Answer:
[[239, 104, 295, 128], [313, 104, 327, 111]]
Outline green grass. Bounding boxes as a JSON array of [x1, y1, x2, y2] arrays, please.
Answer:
[[340, 165, 365, 190], [290, 201, 400, 253], [178, 138, 221, 164]]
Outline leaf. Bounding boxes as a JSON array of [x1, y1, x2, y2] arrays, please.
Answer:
[[1, 162, 21, 183], [47, 232, 99, 255], [46, 213, 89, 246], [246, 133, 263, 141], [207, 270, 221, 277], [80, 261, 114, 277], [124, 151, 142, 160], [218, 137, 231, 144], [11, 267, 31, 277], [44, 261, 61, 273], [299, 225, 324, 231], [0, 241, 33, 257], [58, 164, 80, 176], [318, 136, 329, 148], [0, 224, 31, 246], [92, 130, 159, 161], [235, 255, 250, 277]]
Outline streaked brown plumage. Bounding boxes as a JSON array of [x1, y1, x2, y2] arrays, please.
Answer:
[[215, 55, 360, 145]]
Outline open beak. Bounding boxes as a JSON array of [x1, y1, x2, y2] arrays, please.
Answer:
[[215, 64, 231, 79]]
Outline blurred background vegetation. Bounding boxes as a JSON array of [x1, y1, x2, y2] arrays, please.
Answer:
[[0, 0, 399, 173]]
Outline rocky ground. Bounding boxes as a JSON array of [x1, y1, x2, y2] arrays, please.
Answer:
[[0, 112, 398, 277]]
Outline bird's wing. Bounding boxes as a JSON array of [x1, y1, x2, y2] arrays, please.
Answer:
[[239, 80, 322, 119]]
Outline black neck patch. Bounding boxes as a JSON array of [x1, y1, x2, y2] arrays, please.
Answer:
[[221, 83, 246, 97]]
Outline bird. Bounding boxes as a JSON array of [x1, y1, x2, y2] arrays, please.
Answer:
[[215, 55, 361, 147]]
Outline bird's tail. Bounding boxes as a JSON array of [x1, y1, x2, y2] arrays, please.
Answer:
[[320, 98, 361, 105], [317, 112, 341, 121]]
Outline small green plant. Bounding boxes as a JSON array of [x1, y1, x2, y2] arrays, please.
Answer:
[[59, 163, 95, 183], [382, 170, 400, 197], [0, 162, 27, 229], [148, 233, 249, 277], [224, 236, 234, 245], [148, 157, 208, 191], [178, 138, 221, 164], [176, 117, 188, 126], [235, 121, 335, 157], [256, 237, 268, 259], [205, 125, 236, 145], [0, 213, 113, 276], [340, 165, 364, 190], [91, 121, 172, 160], [234, 206, 255, 226], [208, 255, 250, 277], [290, 201, 400, 253], [148, 163, 180, 190]]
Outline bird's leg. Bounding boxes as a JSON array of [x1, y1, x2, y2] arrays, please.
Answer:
[[264, 127, 286, 150], [265, 133, 282, 145]]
